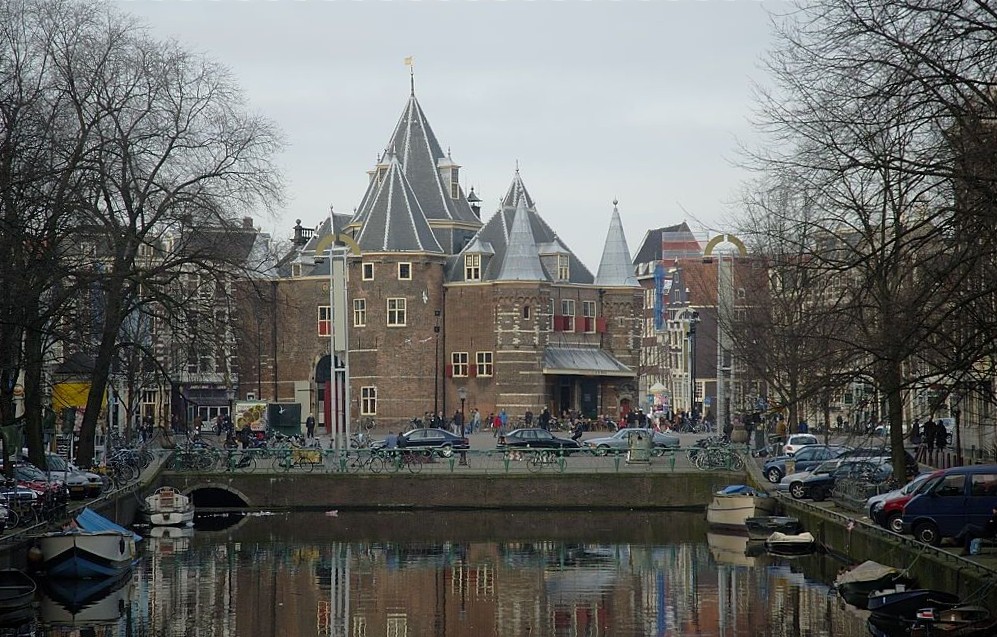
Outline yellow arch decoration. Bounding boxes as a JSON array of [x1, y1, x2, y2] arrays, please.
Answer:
[[703, 234, 746, 257], [314, 233, 361, 256]]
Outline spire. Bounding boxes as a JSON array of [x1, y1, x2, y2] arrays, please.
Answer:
[[594, 199, 639, 287], [354, 155, 443, 254], [496, 197, 545, 281]]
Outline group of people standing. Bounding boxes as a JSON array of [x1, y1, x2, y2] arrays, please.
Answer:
[[909, 418, 949, 454]]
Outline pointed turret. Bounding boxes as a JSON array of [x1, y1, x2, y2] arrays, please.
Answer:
[[594, 200, 639, 287], [354, 153, 443, 253], [496, 198, 546, 281]]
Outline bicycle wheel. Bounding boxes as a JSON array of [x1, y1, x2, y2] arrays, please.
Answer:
[[347, 454, 365, 473], [367, 455, 385, 473], [527, 453, 545, 473], [407, 452, 424, 474], [272, 454, 291, 472], [727, 453, 745, 471], [4, 507, 18, 529]]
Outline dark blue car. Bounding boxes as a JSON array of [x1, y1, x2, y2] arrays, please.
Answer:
[[763, 445, 851, 483]]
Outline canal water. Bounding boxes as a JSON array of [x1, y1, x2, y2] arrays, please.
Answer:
[[11, 510, 876, 637]]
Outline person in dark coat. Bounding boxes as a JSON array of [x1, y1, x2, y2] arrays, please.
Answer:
[[955, 506, 997, 555], [923, 419, 936, 453], [935, 422, 948, 452]]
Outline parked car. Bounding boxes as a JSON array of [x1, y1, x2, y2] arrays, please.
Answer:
[[763, 445, 851, 484], [12, 463, 70, 502], [584, 428, 679, 455], [783, 434, 820, 455], [842, 447, 919, 477], [789, 458, 891, 501], [901, 464, 997, 546], [371, 428, 469, 457], [497, 428, 582, 454], [38, 453, 104, 499], [869, 470, 942, 533]]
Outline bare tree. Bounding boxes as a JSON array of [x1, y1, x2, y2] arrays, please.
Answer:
[[747, 0, 997, 475]]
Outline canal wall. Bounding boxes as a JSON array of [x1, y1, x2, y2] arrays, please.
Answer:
[[165, 471, 741, 510]]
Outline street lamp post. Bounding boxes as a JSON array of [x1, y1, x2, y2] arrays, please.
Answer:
[[953, 400, 963, 466], [433, 309, 441, 417], [457, 386, 468, 466]]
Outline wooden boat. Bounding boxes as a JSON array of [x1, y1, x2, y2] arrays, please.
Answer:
[[834, 560, 916, 610], [764, 531, 817, 556], [37, 508, 141, 579], [142, 486, 194, 526], [745, 516, 803, 541], [867, 588, 961, 618], [0, 569, 36, 612], [706, 485, 777, 530]]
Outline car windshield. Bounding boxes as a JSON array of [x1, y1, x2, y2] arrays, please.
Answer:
[[811, 461, 838, 474], [16, 465, 45, 479], [46, 455, 69, 471]]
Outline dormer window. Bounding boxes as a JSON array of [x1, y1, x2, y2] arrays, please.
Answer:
[[464, 254, 481, 281], [557, 255, 570, 281], [376, 165, 387, 185], [450, 167, 459, 199], [291, 263, 302, 278]]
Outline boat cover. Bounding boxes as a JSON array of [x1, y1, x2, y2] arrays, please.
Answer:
[[767, 531, 814, 543], [835, 560, 898, 585], [718, 485, 759, 496], [75, 508, 142, 542]]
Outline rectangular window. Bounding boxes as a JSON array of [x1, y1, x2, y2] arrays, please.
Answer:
[[970, 474, 997, 496], [451, 352, 469, 377], [360, 386, 377, 415], [387, 298, 407, 326], [318, 306, 331, 336], [523, 305, 531, 320], [561, 299, 575, 332], [398, 262, 412, 280], [583, 301, 596, 333], [362, 262, 373, 280], [557, 255, 570, 281], [353, 299, 366, 327], [475, 352, 493, 377], [464, 254, 481, 281], [450, 167, 459, 199]]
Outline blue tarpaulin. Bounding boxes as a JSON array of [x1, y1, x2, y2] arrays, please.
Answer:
[[75, 507, 142, 542]]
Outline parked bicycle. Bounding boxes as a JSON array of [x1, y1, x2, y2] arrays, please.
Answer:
[[272, 447, 323, 472]]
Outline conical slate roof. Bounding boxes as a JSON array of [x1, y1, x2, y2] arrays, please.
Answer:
[[594, 201, 639, 287], [352, 93, 478, 228], [496, 198, 546, 281], [446, 171, 594, 284], [354, 154, 443, 253]]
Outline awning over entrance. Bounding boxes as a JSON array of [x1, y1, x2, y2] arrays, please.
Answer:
[[542, 346, 634, 377]]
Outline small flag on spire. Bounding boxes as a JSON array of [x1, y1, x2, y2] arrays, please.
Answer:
[[404, 56, 414, 66]]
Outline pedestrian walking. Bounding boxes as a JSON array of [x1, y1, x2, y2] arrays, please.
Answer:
[[306, 414, 316, 439], [471, 408, 481, 434]]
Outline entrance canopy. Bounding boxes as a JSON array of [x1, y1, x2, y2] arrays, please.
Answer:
[[542, 346, 633, 377]]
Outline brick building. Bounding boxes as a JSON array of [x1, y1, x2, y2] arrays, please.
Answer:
[[236, 86, 642, 433]]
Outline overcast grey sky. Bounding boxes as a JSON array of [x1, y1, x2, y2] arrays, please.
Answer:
[[119, 0, 777, 270]]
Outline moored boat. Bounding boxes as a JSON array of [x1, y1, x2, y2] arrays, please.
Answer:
[[834, 560, 916, 610], [764, 531, 817, 556], [706, 485, 777, 530], [0, 569, 36, 612], [141, 486, 194, 527], [36, 508, 141, 579], [867, 588, 961, 618], [908, 605, 997, 637], [745, 516, 803, 541]]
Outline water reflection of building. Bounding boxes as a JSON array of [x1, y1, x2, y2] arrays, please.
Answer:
[[119, 512, 875, 637]]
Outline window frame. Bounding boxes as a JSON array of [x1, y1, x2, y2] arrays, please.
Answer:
[[451, 352, 469, 377], [582, 300, 596, 333], [464, 254, 481, 281], [353, 299, 366, 327], [561, 299, 576, 332], [318, 305, 331, 336], [360, 386, 377, 416], [398, 262, 412, 280], [362, 262, 374, 281], [557, 254, 570, 281], [475, 351, 493, 377], [386, 297, 407, 327]]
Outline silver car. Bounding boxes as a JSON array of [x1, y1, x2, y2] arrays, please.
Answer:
[[585, 428, 680, 456]]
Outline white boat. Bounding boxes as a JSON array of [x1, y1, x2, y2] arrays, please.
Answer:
[[142, 487, 194, 527], [706, 485, 777, 529], [764, 531, 817, 556], [38, 508, 140, 579]]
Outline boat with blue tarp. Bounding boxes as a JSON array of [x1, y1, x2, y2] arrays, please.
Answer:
[[36, 508, 141, 579]]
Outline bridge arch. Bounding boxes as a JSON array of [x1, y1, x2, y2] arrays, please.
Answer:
[[183, 482, 252, 509]]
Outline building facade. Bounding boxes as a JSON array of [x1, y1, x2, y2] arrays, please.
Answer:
[[235, 87, 643, 433]]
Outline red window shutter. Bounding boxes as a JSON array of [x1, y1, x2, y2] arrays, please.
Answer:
[[584, 317, 593, 332], [445, 364, 453, 378], [553, 315, 563, 331], [469, 365, 477, 378], [596, 317, 607, 333]]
